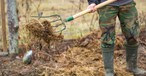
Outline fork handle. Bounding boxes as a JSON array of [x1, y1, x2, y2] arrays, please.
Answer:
[[65, 0, 117, 22]]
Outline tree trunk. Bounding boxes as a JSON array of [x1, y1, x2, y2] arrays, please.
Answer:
[[1, 0, 7, 52], [7, 0, 19, 55]]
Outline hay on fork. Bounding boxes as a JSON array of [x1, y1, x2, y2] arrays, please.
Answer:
[[25, 19, 63, 44]]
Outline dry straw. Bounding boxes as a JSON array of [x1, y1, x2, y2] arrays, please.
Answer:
[[25, 19, 63, 44]]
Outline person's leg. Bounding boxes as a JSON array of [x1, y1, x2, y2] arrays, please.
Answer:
[[98, 6, 118, 76], [118, 1, 146, 75]]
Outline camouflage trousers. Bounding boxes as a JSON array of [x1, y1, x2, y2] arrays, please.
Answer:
[[98, 1, 139, 48]]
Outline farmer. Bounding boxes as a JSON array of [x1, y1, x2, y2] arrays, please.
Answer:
[[87, 0, 146, 76]]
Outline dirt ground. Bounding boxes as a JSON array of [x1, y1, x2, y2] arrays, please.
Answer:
[[0, 30, 146, 76]]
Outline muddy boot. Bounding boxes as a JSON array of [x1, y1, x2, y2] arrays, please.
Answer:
[[102, 48, 114, 76], [126, 44, 146, 76]]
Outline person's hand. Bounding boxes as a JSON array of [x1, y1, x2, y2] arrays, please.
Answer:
[[87, 3, 97, 13]]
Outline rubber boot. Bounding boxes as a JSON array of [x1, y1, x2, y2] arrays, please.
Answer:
[[126, 44, 146, 76], [102, 48, 114, 76]]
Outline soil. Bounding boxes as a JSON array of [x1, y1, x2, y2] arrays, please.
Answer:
[[0, 22, 146, 76]]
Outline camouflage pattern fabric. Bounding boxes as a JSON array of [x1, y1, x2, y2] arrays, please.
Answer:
[[98, 1, 139, 48]]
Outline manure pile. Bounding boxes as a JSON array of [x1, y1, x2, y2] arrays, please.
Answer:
[[25, 19, 63, 44], [1, 22, 146, 76], [0, 47, 133, 76]]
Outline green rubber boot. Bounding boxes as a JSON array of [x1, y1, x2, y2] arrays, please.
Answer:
[[126, 44, 146, 76], [102, 48, 114, 76]]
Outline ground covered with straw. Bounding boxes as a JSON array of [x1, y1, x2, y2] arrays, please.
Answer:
[[0, 19, 146, 76]]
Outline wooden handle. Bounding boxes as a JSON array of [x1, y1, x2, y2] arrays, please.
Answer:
[[94, 0, 117, 9], [73, 0, 117, 19], [73, 9, 91, 19]]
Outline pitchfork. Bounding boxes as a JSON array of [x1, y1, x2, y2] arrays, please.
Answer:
[[31, 0, 117, 33]]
